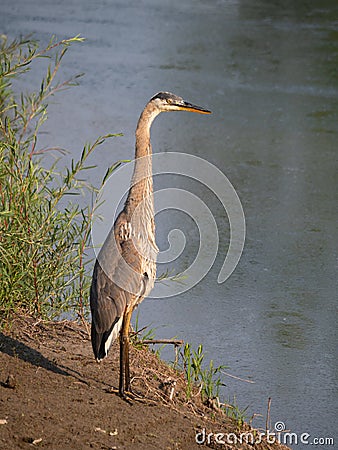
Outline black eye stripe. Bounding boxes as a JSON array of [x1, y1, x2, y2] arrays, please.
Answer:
[[151, 92, 181, 103]]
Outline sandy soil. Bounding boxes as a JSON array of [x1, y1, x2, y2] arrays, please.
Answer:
[[0, 316, 289, 450]]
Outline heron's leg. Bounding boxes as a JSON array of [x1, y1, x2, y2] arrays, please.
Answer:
[[119, 305, 133, 397], [123, 307, 133, 392], [119, 329, 125, 397], [124, 336, 130, 392]]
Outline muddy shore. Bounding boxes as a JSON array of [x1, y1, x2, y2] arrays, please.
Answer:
[[0, 316, 289, 450]]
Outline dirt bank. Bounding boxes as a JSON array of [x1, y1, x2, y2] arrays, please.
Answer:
[[0, 316, 289, 450]]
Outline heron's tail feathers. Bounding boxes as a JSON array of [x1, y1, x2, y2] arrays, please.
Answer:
[[92, 316, 123, 362]]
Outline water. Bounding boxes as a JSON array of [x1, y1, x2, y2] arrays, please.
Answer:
[[1, 1, 337, 447]]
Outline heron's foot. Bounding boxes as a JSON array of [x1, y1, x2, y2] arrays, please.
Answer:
[[118, 389, 134, 403], [104, 385, 131, 395], [104, 384, 133, 401], [117, 384, 145, 402]]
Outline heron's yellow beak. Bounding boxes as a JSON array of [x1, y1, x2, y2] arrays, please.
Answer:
[[177, 101, 212, 114]]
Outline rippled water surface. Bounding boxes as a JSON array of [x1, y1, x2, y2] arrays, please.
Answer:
[[1, 1, 337, 446]]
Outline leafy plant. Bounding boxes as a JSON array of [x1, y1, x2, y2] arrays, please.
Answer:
[[130, 312, 157, 350], [0, 35, 122, 324], [199, 359, 226, 403], [223, 396, 249, 428], [182, 343, 203, 398], [131, 313, 172, 359], [180, 342, 226, 402]]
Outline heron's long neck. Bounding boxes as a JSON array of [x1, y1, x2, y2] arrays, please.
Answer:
[[124, 106, 158, 214]]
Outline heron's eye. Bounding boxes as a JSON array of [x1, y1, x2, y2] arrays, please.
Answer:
[[166, 98, 173, 104]]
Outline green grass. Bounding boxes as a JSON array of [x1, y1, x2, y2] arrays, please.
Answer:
[[130, 312, 157, 350], [0, 35, 122, 325], [180, 342, 227, 403], [223, 395, 249, 428]]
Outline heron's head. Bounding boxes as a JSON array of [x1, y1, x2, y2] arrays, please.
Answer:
[[150, 92, 211, 115]]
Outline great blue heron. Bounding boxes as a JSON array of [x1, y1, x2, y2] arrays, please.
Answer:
[[90, 92, 211, 397]]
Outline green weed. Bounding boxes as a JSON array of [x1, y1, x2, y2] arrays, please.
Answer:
[[223, 395, 249, 428], [179, 342, 248, 424], [130, 312, 157, 349], [180, 343, 226, 401], [0, 35, 122, 324]]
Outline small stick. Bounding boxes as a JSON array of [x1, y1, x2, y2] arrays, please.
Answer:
[[221, 371, 255, 384], [266, 397, 272, 432], [142, 339, 183, 346], [169, 385, 175, 401], [174, 345, 180, 367]]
